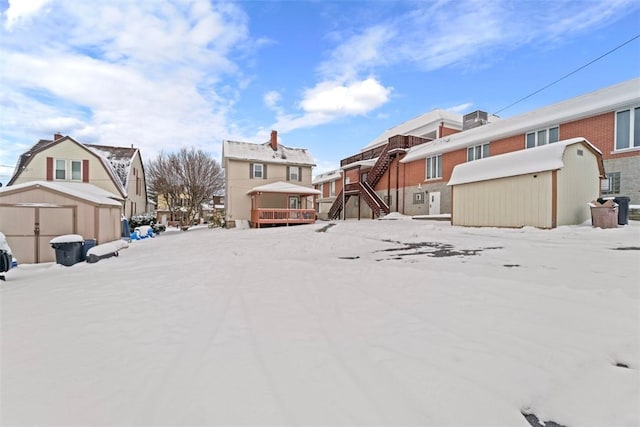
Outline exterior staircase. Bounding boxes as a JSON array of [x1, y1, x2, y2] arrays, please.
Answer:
[[328, 134, 432, 219]]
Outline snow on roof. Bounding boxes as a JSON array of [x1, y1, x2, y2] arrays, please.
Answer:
[[246, 181, 321, 195], [86, 144, 138, 188], [312, 169, 341, 185], [362, 109, 463, 151], [341, 158, 377, 170], [448, 138, 601, 186], [402, 77, 640, 164], [223, 140, 315, 166], [0, 181, 123, 206]]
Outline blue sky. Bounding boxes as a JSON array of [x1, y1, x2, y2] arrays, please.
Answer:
[[1, 0, 639, 186]]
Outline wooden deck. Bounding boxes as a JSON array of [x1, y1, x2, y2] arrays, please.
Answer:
[[250, 208, 316, 228]]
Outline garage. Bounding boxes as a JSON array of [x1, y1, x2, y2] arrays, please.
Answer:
[[448, 138, 605, 229], [0, 181, 123, 264]]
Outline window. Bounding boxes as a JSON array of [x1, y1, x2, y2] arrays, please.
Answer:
[[330, 180, 336, 196], [71, 160, 82, 181], [601, 172, 621, 194], [426, 155, 442, 180], [467, 143, 490, 161], [526, 126, 559, 148], [288, 166, 300, 181], [55, 159, 66, 180], [413, 192, 425, 204], [615, 107, 640, 150], [251, 163, 265, 179]]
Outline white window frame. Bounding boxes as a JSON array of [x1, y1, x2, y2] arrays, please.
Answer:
[[614, 106, 640, 151], [54, 159, 66, 180], [70, 160, 82, 181], [288, 166, 300, 181], [526, 126, 559, 149], [330, 180, 336, 196], [252, 163, 264, 179], [426, 155, 442, 180], [467, 143, 490, 162]]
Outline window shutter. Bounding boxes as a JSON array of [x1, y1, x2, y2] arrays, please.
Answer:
[[298, 167, 302, 182], [263, 164, 267, 179], [46, 157, 53, 181], [249, 163, 254, 178], [286, 166, 290, 181], [82, 160, 89, 182]]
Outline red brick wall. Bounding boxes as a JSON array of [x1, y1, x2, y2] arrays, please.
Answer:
[[441, 126, 462, 137], [403, 157, 426, 186], [491, 135, 524, 156], [442, 150, 467, 181], [559, 112, 627, 160]]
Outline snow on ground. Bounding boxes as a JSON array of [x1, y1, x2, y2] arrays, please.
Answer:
[[1, 219, 639, 426]]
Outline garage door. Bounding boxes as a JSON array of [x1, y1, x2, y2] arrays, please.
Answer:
[[0, 205, 76, 264]]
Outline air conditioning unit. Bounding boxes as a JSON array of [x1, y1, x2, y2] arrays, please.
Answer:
[[463, 110, 488, 130]]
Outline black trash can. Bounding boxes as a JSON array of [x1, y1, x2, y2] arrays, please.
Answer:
[[613, 196, 630, 225], [50, 238, 84, 267], [82, 239, 97, 261]]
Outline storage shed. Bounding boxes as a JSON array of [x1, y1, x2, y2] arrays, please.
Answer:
[[0, 181, 123, 264], [448, 138, 605, 228]]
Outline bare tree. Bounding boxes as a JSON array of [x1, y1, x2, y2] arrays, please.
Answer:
[[147, 148, 224, 227]]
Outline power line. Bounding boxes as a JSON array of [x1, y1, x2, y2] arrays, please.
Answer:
[[493, 33, 640, 116]]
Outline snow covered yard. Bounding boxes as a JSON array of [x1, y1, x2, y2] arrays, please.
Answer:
[[1, 219, 639, 426]]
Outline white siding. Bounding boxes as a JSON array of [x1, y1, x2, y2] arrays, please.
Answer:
[[452, 172, 553, 228], [556, 144, 601, 226]]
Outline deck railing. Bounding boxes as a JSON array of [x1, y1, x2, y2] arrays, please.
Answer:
[[251, 208, 316, 227]]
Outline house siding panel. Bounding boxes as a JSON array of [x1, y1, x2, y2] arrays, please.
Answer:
[[556, 144, 601, 226], [452, 172, 553, 228]]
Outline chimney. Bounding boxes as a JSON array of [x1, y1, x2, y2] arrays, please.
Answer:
[[54, 133, 63, 140], [270, 130, 278, 151]]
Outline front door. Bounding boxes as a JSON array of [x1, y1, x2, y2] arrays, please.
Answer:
[[429, 192, 440, 215], [288, 196, 300, 209]]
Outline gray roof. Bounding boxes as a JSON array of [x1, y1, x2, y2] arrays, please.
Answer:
[[223, 140, 315, 166]]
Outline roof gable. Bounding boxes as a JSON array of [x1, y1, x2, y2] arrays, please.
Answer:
[[8, 136, 128, 198]]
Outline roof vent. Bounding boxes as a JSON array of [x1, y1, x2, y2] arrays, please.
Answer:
[[463, 110, 488, 130]]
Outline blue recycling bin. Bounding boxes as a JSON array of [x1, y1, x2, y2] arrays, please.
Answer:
[[82, 239, 97, 261]]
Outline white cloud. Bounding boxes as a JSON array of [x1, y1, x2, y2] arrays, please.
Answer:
[[446, 103, 474, 114], [0, 0, 254, 165], [4, 0, 51, 30], [263, 91, 282, 111], [300, 78, 391, 116]]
